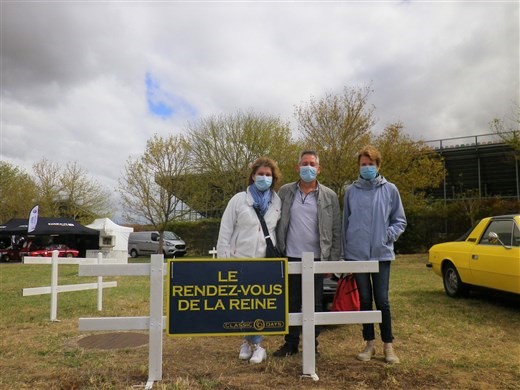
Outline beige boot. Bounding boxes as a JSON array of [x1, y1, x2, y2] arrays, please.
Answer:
[[384, 344, 400, 364], [356, 343, 376, 361]]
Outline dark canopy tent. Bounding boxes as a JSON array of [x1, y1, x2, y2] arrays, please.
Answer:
[[0, 219, 27, 234], [0, 217, 99, 257], [0, 217, 99, 235]]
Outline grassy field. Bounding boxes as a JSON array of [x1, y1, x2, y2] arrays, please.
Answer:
[[0, 254, 519, 389]]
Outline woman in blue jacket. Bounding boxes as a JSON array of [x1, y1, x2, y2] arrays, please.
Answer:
[[343, 145, 407, 364]]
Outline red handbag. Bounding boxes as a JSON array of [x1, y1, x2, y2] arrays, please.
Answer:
[[331, 274, 360, 311]]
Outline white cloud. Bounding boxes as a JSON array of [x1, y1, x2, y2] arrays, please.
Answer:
[[1, 1, 518, 217]]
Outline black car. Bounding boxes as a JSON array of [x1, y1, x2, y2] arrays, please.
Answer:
[[322, 274, 339, 310]]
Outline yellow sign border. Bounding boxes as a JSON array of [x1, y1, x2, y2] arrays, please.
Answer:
[[167, 257, 289, 337]]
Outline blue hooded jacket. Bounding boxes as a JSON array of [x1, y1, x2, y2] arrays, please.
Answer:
[[342, 175, 407, 261]]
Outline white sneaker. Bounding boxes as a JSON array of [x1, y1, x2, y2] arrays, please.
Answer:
[[249, 344, 266, 364], [239, 341, 252, 360]]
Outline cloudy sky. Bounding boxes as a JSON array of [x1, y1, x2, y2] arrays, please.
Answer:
[[1, 0, 518, 211]]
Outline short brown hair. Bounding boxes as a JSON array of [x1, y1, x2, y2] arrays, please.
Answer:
[[248, 157, 282, 188], [357, 145, 382, 167], [298, 150, 320, 165]]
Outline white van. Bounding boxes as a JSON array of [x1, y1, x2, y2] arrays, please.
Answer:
[[128, 231, 187, 258]]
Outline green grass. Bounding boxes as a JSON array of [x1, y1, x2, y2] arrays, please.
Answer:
[[1, 254, 519, 389]]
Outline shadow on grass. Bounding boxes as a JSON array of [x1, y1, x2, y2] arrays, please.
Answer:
[[400, 287, 520, 312], [464, 287, 520, 310]]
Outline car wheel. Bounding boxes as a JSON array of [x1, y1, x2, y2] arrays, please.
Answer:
[[443, 263, 468, 297], [3, 254, 10, 262], [130, 249, 138, 258], [66, 253, 73, 258]]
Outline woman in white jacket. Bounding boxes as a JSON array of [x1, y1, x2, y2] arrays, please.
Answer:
[[217, 157, 282, 364]]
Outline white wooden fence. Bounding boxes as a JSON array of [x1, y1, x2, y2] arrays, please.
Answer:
[[78, 252, 380, 388], [23, 251, 118, 321]]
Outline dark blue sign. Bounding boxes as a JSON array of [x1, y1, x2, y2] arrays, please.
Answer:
[[167, 258, 288, 336]]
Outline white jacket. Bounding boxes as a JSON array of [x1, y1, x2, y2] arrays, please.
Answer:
[[217, 188, 281, 258]]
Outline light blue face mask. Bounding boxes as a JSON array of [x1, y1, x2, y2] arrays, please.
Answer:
[[299, 166, 318, 183], [360, 165, 378, 180], [254, 175, 273, 191]]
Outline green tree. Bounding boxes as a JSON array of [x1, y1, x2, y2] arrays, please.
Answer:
[[0, 161, 37, 223], [373, 123, 446, 212], [183, 110, 298, 217], [295, 85, 375, 199], [119, 134, 191, 249]]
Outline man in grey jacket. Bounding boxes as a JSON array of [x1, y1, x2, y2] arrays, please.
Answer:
[[273, 150, 341, 357]]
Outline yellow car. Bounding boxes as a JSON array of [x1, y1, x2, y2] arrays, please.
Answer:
[[428, 214, 520, 297]]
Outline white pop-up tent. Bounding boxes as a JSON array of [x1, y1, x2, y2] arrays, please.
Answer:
[[86, 218, 133, 263]]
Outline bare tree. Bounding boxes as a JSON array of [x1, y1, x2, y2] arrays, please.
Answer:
[[490, 103, 520, 157], [32, 159, 112, 223], [119, 134, 191, 249], [295, 85, 375, 199], [32, 159, 62, 217], [60, 162, 112, 222], [453, 189, 482, 228]]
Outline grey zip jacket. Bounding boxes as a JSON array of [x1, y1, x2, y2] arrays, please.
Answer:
[[276, 181, 341, 261], [343, 175, 407, 261]]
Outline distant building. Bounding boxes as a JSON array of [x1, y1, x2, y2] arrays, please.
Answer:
[[425, 133, 519, 201]]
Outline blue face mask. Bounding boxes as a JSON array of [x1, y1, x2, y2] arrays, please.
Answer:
[[299, 166, 318, 183], [254, 175, 273, 192], [360, 165, 378, 180]]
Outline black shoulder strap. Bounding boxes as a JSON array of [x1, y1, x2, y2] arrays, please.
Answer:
[[253, 207, 271, 239]]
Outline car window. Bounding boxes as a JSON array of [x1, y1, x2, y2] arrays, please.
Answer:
[[478, 220, 514, 246], [513, 223, 520, 247], [164, 231, 180, 240]]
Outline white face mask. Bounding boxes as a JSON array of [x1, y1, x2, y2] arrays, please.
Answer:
[[254, 175, 273, 191], [360, 165, 378, 180], [299, 166, 317, 182]]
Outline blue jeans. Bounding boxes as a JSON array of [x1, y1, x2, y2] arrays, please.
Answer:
[[355, 261, 394, 343], [284, 257, 323, 348], [245, 335, 262, 345]]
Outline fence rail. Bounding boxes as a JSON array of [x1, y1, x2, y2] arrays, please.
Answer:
[[78, 253, 381, 387], [23, 252, 118, 321]]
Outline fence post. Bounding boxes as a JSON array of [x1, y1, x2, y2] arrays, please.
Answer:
[[78, 255, 380, 385], [301, 252, 318, 380], [146, 254, 164, 388], [97, 252, 103, 311], [50, 250, 59, 322]]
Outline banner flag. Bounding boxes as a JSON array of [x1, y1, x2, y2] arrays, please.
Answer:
[[28, 205, 39, 233]]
